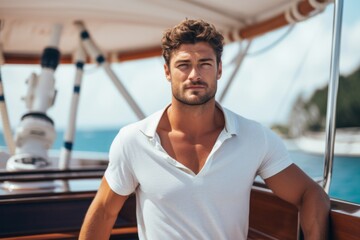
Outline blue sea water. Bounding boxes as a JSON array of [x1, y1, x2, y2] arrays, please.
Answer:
[[1, 129, 359, 204], [289, 151, 360, 204]]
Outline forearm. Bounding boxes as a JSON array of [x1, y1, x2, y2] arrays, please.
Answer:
[[79, 202, 118, 240], [299, 185, 330, 240]]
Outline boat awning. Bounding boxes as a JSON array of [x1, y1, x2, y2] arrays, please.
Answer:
[[0, 0, 332, 63]]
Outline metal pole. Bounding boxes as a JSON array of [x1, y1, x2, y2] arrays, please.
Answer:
[[0, 66, 16, 155], [101, 62, 145, 119], [74, 21, 145, 120], [322, 0, 343, 193], [59, 44, 86, 170]]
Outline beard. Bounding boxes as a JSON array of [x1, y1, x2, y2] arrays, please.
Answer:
[[172, 81, 217, 106]]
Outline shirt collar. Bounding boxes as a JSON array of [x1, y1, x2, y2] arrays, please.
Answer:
[[139, 104, 170, 138], [216, 102, 239, 136], [139, 102, 239, 138]]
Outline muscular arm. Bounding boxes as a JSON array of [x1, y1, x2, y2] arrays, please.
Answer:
[[79, 177, 129, 240], [265, 164, 330, 240]]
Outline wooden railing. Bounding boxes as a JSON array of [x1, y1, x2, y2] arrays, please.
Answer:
[[248, 185, 360, 240], [1, 171, 359, 239]]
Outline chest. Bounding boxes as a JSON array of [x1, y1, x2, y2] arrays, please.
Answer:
[[158, 130, 221, 174], [134, 136, 261, 204], [129, 130, 267, 207]]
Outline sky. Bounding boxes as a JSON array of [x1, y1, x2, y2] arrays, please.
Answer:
[[1, 0, 360, 131]]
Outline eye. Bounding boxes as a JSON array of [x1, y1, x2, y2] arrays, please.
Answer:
[[201, 62, 212, 68], [177, 64, 189, 70]]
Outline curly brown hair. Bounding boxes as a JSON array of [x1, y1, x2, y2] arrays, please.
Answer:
[[161, 19, 224, 66]]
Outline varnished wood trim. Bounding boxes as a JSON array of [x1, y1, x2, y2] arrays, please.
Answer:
[[0, 227, 138, 240], [249, 187, 299, 240], [249, 185, 360, 240], [3, 48, 162, 65], [330, 199, 360, 240], [239, 0, 325, 39], [248, 227, 279, 240], [0, 232, 78, 240]]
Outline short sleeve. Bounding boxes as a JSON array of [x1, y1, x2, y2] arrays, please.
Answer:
[[104, 128, 138, 196], [257, 127, 292, 179]]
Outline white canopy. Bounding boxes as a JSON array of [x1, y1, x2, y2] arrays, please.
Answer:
[[0, 0, 332, 63]]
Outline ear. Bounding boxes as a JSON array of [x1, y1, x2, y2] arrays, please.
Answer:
[[217, 61, 222, 80], [164, 63, 171, 81]]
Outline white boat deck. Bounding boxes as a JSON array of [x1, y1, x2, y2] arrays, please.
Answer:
[[290, 128, 360, 156]]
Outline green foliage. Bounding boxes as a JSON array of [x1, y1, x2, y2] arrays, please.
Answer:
[[306, 67, 360, 129], [271, 124, 289, 136]]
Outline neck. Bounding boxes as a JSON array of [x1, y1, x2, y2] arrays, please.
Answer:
[[166, 98, 224, 136]]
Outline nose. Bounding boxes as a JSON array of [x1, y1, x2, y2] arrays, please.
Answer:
[[189, 66, 201, 81]]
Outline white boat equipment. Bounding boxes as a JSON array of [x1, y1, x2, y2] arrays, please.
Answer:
[[6, 24, 62, 174]]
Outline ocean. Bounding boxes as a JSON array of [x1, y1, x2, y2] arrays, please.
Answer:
[[1, 129, 359, 204]]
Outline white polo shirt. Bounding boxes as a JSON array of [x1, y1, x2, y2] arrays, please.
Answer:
[[105, 104, 292, 240]]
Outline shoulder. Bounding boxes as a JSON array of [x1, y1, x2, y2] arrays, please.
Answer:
[[112, 108, 164, 144], [221, 106, 285, 149], [222, 106, 266, 135], [122, 109, 163, 133], [108, 111, 158, 161]]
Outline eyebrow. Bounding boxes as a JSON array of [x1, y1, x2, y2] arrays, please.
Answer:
[[174, 59, 191, 64], [199, 58, 215, 62], [174, 58, 215, 64]]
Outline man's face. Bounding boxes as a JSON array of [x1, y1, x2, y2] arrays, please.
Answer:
[[164, 42, 222, 106]]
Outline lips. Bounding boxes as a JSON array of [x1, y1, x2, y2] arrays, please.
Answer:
[[185, 85, 205, 89], [184, 82, 207, 89]]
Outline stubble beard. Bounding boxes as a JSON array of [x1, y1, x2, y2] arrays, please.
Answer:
[[172, 82, 217, 106]]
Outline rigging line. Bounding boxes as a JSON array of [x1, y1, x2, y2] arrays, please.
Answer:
[[272, 29, 318, 124], [219, 40, 252, 103], [223, 41, 244, 68], [246, 25, 295, 56]]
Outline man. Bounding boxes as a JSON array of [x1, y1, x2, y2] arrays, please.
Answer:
[[79, 19, 330, 239]]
